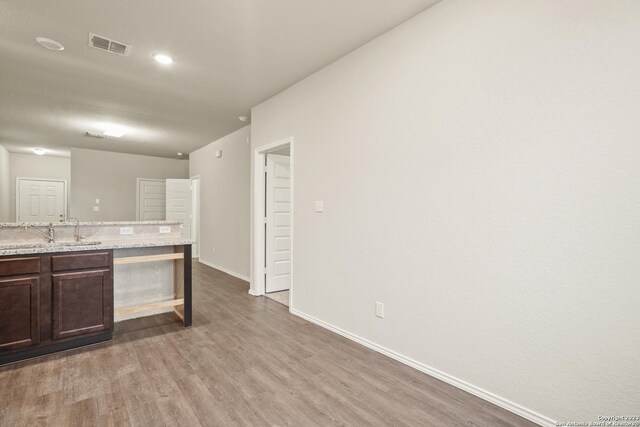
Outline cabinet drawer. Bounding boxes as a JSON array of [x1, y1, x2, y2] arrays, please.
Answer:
[[51, 252, 111, 272], [0, 257, 40, 277]]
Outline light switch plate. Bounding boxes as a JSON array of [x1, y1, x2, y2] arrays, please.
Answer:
[[95, 198, 100, 204], [375, 302, 385, 318], [159, 226, 171, 234], [120, 227, 134, 235], [315, 201, 324, 213]]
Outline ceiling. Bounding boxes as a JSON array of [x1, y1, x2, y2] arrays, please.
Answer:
[[0, 0, 439, 158]]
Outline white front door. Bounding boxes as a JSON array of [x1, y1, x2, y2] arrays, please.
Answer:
[[137, 179, 166, 221], [265, 154, 291, 293], [166, 179, 191, 240], [17, 179, 66, 222]]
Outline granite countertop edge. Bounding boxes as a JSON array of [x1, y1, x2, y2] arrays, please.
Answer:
[[0, 220, 183, 228], [0, 239, 193, 256]]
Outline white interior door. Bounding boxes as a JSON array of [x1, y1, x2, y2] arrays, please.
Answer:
[[17, 178, 65, 222], [265, 154, 291, 293], [137, 179, 166, 220], [166, 179, 191, 240]]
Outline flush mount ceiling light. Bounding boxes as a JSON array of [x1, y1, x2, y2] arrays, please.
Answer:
[[177, 152, 183, 156], [238, 115, 249, 122], [36, 37, 65, 51], [102, 124, 128, 138], [153, 53, 173, 65], [33, 148, 46, 155], [103, 128, 127, 138]]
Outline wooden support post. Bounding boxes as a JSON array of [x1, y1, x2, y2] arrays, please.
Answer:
[[173, 244, 192, 327], [183, 244, 192, 327]]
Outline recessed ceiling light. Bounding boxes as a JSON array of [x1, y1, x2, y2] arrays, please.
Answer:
[[153, 53, 174, 65], [177, 152, 183, 156], [238, 115, 249, 122], [36, 37, 64, 51], [33, 148, 46, 155]]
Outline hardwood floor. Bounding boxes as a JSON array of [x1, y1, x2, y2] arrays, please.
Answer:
[[0, 262, 536, 426]]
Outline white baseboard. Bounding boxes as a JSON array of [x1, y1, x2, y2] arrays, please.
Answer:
[[198, 259, 250, 282], [289, 308, 555, 427], [248, 289, 262, 296]]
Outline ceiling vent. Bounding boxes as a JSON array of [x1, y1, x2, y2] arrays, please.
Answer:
[[88, 33, 131, 56]]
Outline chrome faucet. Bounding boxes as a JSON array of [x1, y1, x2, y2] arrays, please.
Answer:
[[67, 217, 85, 242], [27, 223, 55, 243]]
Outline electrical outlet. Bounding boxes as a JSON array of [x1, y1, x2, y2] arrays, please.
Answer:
[[93, 206, 100, 212], [159, 226, 171, 234], [120, 227, 134, 235], [315, 201, 324, 213], [375, 302, 385, 318]]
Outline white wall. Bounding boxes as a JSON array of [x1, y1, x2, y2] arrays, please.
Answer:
[[70, 148, 189, 221], [0, 144, 10, 222], [250, 0, 640, 422], [189, 126, 250, 280], [8, 153, 71, 222]]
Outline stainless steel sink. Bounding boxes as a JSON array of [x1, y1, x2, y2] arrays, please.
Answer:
[[53, 241, 102, 247]]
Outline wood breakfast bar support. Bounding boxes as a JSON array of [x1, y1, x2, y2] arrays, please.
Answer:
[[112, 244, 192, 327]]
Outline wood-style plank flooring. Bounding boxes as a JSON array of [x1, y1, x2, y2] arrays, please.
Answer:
[[0, 262, 536, 426]]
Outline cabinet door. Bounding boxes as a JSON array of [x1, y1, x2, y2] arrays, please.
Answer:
[[0, 277, 40, 351], [52, 270, 112, 340]]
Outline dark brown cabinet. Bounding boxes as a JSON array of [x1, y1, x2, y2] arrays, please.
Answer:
[[0, 250, 113, 365], [52, 269, 112, 340], [0, 277, 40, 351]]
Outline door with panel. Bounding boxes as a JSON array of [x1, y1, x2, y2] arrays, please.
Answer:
[[137, 178, 166, 220], [17, 179, 65, 222], [166, 179, 192, 240], [265, 154, 291, 293]]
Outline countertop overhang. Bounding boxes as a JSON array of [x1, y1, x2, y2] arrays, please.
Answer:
[[0, 220, 183, 228], [0, 239, 192, 256]]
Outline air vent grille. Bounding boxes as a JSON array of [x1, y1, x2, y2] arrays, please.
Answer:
[[109, 42, 127, 55], [89, 33, 131, 56]]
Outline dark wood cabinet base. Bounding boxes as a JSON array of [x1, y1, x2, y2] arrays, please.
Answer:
[[1, 244, 192, 366], [0, 330, 112, 365], [0, 250, 114, 366]]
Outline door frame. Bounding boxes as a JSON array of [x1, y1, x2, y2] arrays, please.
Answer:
[[251, 137, 294, 309], [135, 178, 166, 221], [16, 177, 68, 222], [190, 175, 201, 258]]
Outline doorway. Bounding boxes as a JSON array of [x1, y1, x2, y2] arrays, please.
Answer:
[[251, 138, 294, 309], [16, 178, 67, 222]]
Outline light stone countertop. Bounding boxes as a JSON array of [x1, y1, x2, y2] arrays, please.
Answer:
[[0, 220, 183, 228], [0, 238, 192, 256]]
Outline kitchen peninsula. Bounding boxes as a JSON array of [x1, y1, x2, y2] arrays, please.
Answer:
[[0, 220, 192, 365]]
